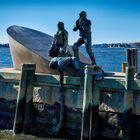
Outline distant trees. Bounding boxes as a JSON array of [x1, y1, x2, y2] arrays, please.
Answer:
[[0, 43, 9, 47]]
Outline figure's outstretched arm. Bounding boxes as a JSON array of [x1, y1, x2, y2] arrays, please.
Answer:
[[73, 20, 79, 31]]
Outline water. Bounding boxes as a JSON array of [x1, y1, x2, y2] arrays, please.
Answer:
[[82, 46, 140, 72], [0, 46, 140, 71], [0, 47, 13, 68], [0, 46, 140, 140], [92, 47, 127, 71]]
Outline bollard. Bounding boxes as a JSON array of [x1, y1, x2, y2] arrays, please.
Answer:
[[81, 65, 94, 140], [122, 62, 128, 73], [126, 48, 138, 73], [13, 64, 36, 134], [23, 64, 36, 134], [122, 67, 134, 140]]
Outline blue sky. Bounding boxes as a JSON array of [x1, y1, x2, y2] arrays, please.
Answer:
[[0, 0, 140, 44]]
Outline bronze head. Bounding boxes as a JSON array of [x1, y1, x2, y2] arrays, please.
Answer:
[[79, 11, 86, 19], [57, 21, 64, 30]]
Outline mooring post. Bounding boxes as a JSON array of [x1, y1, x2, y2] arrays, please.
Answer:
[[123, 66, 134, 140], [122, 62, 128, 73], [133, 48, 138, 73], [13, 64, 29, 133], [13, 64, 36, 134], [81, 65, 94, 140], [126, 48, 138, 73], [23, 64, 36, 134], [91, 83, 100, 138]]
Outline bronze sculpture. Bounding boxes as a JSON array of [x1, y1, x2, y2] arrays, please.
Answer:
[[49, 21, 68, 57], [73, 11, 96, 65]]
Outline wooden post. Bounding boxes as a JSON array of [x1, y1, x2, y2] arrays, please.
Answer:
[[133, 48, 138, 73], [13, 64, 36, 134], [91, 84, 100, 138], [13, 64, 28, 134], [122, 62, 128, 73], [81, 65, 94, 140], [122, 67, 134, 140], [23, 64, 36, 134], [126, 48, 138, 73], [126, 49, 132, 67]]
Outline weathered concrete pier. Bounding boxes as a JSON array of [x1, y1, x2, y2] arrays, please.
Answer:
[[0, 49, 140, 140]]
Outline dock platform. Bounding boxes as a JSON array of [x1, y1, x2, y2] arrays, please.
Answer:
[[0, 67, 140, 140]]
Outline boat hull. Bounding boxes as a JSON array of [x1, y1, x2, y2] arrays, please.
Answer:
[[8, 35, 58, 74]]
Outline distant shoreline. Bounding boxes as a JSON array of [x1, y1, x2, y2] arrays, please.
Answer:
[[1, 43, 140, 48], [0, 44, 9, 48]]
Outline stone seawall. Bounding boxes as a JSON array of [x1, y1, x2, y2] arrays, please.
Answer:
[[0, 68, 140, 140]]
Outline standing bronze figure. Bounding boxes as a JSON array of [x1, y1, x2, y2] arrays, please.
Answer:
[[73, 11, 96, 65], [49, 21, 68, 57]]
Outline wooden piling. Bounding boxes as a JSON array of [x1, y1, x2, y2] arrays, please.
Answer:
[[126, 49, 132, 67], [122, 62, 128, 73], [13, 64, 36, 134], [23, 64, 36, 134], [13, 64, 28, 134], [91, 84, 100, 138], [122, 66, 134, 140], [133, 48, 138, 73], [126, 48, 138, 73], [81, 65, 94, 140]]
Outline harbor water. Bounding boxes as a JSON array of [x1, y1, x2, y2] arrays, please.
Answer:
[[0, 46, 140, 72]]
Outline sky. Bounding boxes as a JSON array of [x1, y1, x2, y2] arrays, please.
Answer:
[[0, 0, 140, 45]]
